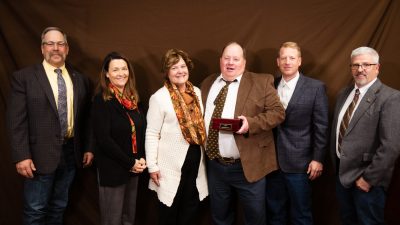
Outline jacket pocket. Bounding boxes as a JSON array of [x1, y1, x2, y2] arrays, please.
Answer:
[[258, 135, 273, 148]]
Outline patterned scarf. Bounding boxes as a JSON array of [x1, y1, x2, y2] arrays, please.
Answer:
[[165, 80, 206, 146], [109, 83, 138, 153]]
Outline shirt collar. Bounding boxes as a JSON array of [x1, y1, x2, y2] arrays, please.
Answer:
[[355, 78, 377, 96], [42, 60, 66, 74], [218, 74, 243, 83], [279, 72, 300, 90]]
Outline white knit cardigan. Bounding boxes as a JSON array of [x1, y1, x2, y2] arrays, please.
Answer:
[[145, 86, 208, 206]]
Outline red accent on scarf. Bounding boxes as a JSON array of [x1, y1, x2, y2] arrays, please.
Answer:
[[109, 83, 138, 153]]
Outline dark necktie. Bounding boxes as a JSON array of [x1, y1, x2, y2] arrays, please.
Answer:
[[55, 68, 68, 138], [338, 89, 360, 152], [205, 80, 234, 159]]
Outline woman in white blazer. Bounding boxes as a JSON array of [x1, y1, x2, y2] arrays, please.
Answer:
[[145, 49, 208, 225]]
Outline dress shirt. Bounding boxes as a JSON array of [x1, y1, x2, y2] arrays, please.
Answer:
[[277, 72, 300, 109], [335, 78, 377, 157], [204, 74, 242, 159], [43, 60, 74, 137]]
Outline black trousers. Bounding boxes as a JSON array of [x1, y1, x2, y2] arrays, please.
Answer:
[[158, 144, 201, 225]]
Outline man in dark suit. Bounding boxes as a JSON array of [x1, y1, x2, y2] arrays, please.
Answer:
[[201, 42, 285, 225], [265, 42, 329, 225], [6, 27, 93, 225], [331, 46, 400, 224]]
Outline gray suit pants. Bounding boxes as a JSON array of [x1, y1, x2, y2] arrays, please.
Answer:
[[98, 175, 139, 225]]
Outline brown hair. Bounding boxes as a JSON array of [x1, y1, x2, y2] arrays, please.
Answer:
[[41, 27, 68, 44], [97, 52, 139, 101], [162, 49, 194, 78]]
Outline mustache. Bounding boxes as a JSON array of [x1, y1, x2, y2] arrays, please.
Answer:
[[49, 52, 63, 57], [355, 72, 366, 76]]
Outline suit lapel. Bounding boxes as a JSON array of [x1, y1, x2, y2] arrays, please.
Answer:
[[333, 86, 353, 127], [66, 65, 79, 118], [285, 74, 305, 114], [34, 64, 58, 114], [346, 80, 381, 134], [234, 72, 252, 116]]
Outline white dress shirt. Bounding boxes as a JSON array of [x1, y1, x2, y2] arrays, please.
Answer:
[[277, 72, 299, 109], [204, 74, 242, 159]]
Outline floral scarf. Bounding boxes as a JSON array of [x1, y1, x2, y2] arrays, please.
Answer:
[[109, 83, 138, 153], [165, 80, 206, 146]]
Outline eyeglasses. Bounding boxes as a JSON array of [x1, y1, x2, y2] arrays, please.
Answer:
[[42, 41, 67, 48], [350, 63, 377, 70]]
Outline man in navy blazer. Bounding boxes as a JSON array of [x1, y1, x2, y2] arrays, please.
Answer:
[[6, 27, 93, 225], [331, 47, 400, 224], [266, 42, 329, 225]]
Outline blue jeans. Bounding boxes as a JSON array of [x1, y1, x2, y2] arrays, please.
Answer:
[[266, 170, 313, 225], [23, 142, 76, 225], [336, 177, 386, 225], [207, 159, 266, 225]]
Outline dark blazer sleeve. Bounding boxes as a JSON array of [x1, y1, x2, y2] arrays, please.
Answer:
[[137, 102, 147, 160], [79, 72, 95, 153], [311, 82, 329, 162], [7, 69, 31, 163], [91, 95, 135, 170]]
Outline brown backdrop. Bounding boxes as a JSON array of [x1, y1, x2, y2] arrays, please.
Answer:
[[1, 1, 400, 224]]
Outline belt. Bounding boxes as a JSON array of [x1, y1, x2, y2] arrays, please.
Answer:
[[216, 157, 240, 165]]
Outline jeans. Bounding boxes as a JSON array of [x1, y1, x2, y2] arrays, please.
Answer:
[[266, 170, 313, 225], [336, 177, 386, 225], [23, 142, 76, 225], [208, 159, 266, 225]]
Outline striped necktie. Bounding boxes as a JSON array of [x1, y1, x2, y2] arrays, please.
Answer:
[[338, 89, 360, 152]]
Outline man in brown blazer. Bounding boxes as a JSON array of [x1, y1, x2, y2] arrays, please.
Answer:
[[201, 42, 285, 225], [6, 27, 93, 225]]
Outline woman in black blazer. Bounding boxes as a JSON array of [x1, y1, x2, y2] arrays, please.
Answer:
[[92, 52, 147, 225]]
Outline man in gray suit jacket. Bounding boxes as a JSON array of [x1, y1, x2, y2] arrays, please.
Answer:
[[6, 27, 93, 225], [265, 42, 329, 225], [331, 46, 400, 225]]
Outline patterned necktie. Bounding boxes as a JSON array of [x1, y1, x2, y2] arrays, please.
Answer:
[[205, 80, 234, 159], [55, 68, 68, 138], [338, 89, 360, 152]]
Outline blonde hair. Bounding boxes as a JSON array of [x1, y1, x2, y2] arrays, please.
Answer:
[[279, 41, 301, 57]]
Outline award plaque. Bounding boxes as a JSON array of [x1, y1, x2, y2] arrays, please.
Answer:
[[211, 118, 243, 132]]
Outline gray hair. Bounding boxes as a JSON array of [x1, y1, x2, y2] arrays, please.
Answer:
[[351, 47, 379, 63], [41, 27, 68, 44]]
